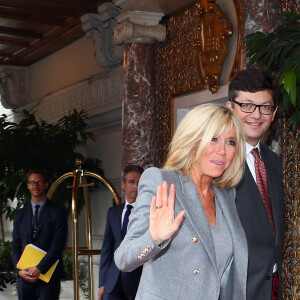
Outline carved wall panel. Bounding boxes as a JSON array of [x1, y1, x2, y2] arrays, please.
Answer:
[[154, 0, 243, 166], [282, 120, 300, 299], [22, 66, 123, 126], [283, 0, 300, 13], [281, 2, 300, 299]]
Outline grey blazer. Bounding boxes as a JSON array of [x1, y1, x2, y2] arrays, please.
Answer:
[[114, 167, 248, 300]]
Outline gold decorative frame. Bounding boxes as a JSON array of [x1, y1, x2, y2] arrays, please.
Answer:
[[154, 0, 243, 166]]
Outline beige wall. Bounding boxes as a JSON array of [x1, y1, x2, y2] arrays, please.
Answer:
[[29, 37, 105, 103]]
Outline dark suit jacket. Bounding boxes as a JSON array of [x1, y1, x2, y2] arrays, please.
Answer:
[[99, 203, 142, 296], [236, 144, 284, 300], [11, 200, 67, 282]]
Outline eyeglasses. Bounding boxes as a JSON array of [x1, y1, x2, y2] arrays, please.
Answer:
[[27, 180, 46, 186], [231, 99, 275, 115]]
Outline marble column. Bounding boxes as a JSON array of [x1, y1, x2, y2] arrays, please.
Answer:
[[114, 11, 166, 169], [242, 0, 283, 152], [243, 0, 283, 66]]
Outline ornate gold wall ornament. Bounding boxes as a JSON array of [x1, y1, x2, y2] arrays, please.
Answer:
[[154, 0, 243, 166], [282, 119, 300, 299], [194, 0, 233, 94]]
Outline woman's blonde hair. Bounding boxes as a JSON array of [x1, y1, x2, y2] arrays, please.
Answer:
[[164, 103, 245, 188]]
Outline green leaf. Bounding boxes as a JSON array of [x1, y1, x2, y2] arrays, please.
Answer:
[[295, 66, 300, 84], [276, 14, 300, 28], [266, 51, 276, 70], [245, 32, 266, 46], [283, 70, 297, 106]]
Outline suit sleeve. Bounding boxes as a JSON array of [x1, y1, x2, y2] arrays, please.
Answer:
[[114, 168, 171, 272], [99, 208, 115, 287], [36, 207, 67, 274], [11, 210, 23, 271]]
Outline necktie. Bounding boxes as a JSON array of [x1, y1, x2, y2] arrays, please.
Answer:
[[34, 204, 40, 229], [122, 204, 133, 237], [251, 148, 275, 235]]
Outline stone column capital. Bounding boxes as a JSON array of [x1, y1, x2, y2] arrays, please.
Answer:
[[114, 11, 166, 44]]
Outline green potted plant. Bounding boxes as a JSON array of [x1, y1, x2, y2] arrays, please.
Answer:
[[62, 253, 89, 299], [0, 238, 16, 292], [246, 12, 300, 130], [0, 109, 103, 239]]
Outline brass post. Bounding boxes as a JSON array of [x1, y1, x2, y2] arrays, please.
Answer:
[[47, 165, 121, 300], [72, 170, 81, 300], [82, 174, 94, 300]]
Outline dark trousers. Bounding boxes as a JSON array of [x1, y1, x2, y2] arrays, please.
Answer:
[[103, 273, 136, 300], [17, 276, 60, 300]]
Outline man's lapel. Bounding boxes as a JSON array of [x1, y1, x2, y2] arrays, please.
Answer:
[[22, 204, 33, 244], [115, 203, 124, 242], [244, 159, 275, 237], [260, 145, 281, 238], [35, 201, 50, 237]]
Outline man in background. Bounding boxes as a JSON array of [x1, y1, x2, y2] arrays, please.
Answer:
[[98, 165, 144, 300], [11, 170, 67, 300], [227, 68, 284, 300]]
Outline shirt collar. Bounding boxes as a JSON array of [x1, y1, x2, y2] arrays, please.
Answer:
[[31, 198, 47, 209], [124, 197, 135, 208], [246, 141, 261, 156]]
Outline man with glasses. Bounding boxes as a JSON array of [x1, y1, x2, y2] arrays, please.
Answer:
[[11, 170, 67, 300], [227, 68, 284, 300]]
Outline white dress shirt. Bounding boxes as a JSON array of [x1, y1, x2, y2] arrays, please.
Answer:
[[121, 198, 136, 229], [245, 142, 261, 183]]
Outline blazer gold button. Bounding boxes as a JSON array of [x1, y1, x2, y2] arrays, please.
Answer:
[[192, 237, 198, 243], [193, 269, 200, 275]]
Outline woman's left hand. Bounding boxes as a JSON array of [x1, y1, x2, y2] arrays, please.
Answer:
[[149, 181, 185, 245]]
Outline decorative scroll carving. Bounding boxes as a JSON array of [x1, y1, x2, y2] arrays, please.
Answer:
[[81, 3, 124, 68], [154, 0, 241, 166], [193, 1, 233, 93], [0, 66, 29, 109]]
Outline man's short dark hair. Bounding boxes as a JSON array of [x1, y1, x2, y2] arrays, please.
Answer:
[[27, 169, 48, 182], [122, 165, 144, 182], [229, 68, 279, 106]]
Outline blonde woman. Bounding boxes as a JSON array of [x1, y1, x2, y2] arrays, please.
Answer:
[[115, 104, 248, 300]]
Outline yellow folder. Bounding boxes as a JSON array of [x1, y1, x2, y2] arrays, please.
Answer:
[[17, 243, 59, 283]]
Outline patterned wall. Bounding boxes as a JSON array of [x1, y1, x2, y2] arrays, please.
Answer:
[[282, 1, 300, 298]]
